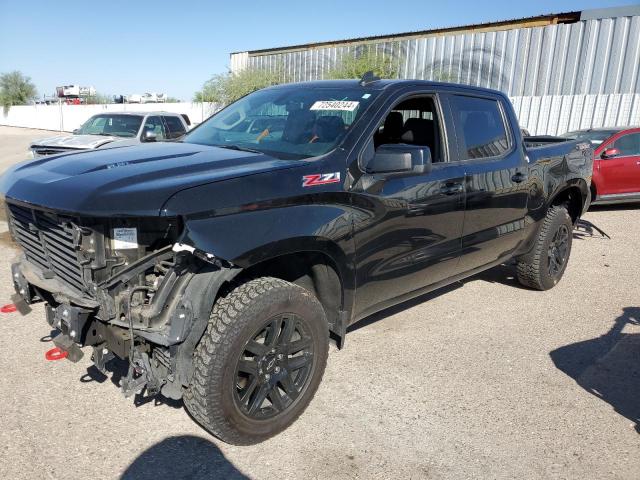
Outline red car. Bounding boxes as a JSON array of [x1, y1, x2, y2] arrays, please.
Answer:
[[562, 127, 640, 204]]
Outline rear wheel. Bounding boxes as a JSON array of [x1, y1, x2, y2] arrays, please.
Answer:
[[183, 277, 329, 445], [516, 205, 573, 290]]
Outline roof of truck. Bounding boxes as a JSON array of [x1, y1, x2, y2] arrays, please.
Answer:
[[90, 111, 184, 116], [266, 78, 507, 97]]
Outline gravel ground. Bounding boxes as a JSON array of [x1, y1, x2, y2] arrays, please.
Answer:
[[0, 127, 638, 480]]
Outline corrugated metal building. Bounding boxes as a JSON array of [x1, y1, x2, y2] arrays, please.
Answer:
[[229, 5, 640, 135]]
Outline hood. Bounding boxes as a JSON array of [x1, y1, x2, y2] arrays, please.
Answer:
[[31, 134, 120, 150], [1, 142, 301, 217]]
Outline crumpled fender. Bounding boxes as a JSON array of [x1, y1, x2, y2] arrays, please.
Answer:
[[161, 162, 358, 296]]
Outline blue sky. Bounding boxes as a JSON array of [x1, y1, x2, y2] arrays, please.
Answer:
[[0, 0, 637, 100]]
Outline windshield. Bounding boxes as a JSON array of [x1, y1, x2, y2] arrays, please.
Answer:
[[560, 129, 620, 146], [76, 114, 143, 137], [184, 86, 380, 159]]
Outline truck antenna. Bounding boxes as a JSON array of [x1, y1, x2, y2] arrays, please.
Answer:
[[360, 71, 380, 86]]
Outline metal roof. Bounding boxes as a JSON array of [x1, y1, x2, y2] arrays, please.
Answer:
[[233, 11, 581, 55], [233, 5, 640, 56]]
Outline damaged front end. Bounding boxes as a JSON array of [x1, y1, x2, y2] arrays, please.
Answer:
[[6, 199, 234, 399]]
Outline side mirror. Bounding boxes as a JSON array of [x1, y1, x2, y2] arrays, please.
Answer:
[[72, 129, 79, 134], [143, 130, 157, 142], [601, 147, 620, 159], [366, 144, 432, 175]]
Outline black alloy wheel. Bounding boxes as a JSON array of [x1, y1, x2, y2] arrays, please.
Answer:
[[547, 224, 570, 278], [183, 277, 329, 445], [234, 313, 314, 419], [516, 205, 573, 290]]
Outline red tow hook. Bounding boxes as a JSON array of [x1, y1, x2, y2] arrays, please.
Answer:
[[45, 347, 69, 361], [1, 304, 17, 313]]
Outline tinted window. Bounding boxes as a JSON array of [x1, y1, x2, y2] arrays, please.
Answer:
[[163, 116, 186, 139], [612, 132, 640, 156], [450, 95, 510, 159], [142, 116, 166, 141]]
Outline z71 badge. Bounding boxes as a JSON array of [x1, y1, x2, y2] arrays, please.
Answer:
[[302, 172, 341, 187]]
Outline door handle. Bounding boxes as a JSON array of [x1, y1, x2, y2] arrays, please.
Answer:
[[440, 183, 463, 195], [512, 172, 528, 183]]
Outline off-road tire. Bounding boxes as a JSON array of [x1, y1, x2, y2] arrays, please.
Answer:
[[516, 205, 573, 290], [183, 277, 329, 445]]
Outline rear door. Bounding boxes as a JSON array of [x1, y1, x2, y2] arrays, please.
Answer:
[[445, 93, 529, 272], [598, 131, 640, 195]]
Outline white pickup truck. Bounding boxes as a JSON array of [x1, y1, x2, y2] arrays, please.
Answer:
[[29, 111, 190, 157]]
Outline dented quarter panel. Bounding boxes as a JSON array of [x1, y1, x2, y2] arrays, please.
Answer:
[[517, 140, 593, 254]]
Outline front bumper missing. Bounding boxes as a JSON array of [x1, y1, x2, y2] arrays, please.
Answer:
[[10, 251, 198, 400], [45, 303, 94, 343]]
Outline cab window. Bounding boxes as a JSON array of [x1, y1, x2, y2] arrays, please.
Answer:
[[142, 116, 166, 141], [373, 96, 443, 162], [449, 95, 510, 159], [163, 116, 186, 139]]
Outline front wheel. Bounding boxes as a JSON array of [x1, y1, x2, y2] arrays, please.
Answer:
[[183, 277, 329, 445], [516, 205, 573, 290]]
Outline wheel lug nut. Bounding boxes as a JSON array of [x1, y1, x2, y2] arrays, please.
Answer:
[[274, 366, 280, 373], [265, 374, 271, 380], [277, 354, 283, 360]]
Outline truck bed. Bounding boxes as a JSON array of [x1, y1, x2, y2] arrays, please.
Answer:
[[523, 135, 574, 148], [524, 136, 593, 168]]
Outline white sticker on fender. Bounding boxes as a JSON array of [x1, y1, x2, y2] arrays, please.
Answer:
[[310, 100, 359, 111], [113, 228, 138, 250]]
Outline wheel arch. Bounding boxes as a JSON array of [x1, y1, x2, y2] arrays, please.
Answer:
[[548, 180, 589, 223], [176, 238, 353, 381], [230, 246, 351, 347]]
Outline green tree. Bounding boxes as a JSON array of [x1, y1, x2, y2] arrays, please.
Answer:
[[84, 93, 111, 105], [326, 47, 400, 80], [194, 67, 281, 105], [0, 71, 37, 112]]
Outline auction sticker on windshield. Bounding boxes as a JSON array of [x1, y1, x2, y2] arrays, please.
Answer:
[[310, 101, 359, 111], [113, 228, 138, 250]]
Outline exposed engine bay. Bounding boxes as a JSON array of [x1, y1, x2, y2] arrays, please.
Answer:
[[6, 200, 234, 399]]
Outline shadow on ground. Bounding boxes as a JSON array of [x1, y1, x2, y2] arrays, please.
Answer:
[[120, 435, 249, 479], [550, 307, 640, 432], [589, 202, 640, 212]]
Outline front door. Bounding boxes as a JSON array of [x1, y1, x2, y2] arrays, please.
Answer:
[[599, 131, 640, 195], [350, 94, 465, 319]]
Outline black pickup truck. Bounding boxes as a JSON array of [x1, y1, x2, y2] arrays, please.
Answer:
[[0, 77, 593, 445]]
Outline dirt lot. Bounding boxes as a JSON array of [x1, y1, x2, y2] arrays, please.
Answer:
[[0, 126, 639, 480]]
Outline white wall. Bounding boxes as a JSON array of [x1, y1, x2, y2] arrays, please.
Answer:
[[0, 102, 221, 132], [2, 94, 639, 136], [512, 93, 640, 136]]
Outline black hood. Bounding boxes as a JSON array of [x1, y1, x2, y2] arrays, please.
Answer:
[[0, 142, 300, 217]]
